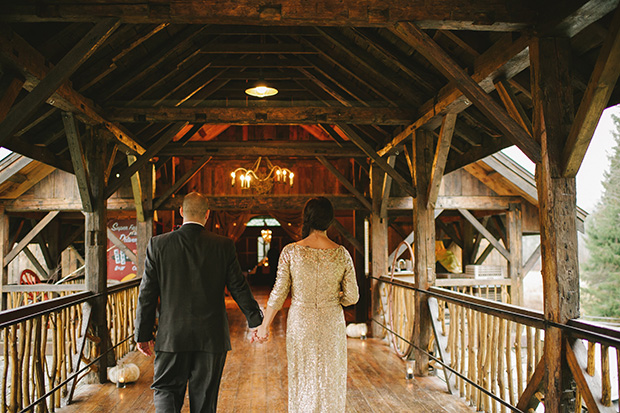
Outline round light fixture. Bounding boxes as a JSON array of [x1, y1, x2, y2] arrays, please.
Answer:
[[245, 81, 278, 98]]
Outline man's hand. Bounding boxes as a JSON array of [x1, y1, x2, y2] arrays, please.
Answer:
[[250, 325, 269, 343], [137, 340, 154, 356]]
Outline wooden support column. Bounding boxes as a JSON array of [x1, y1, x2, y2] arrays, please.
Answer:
[[531, 36, 579, 413], [0, 206, 8, 310], [352, 162, 368, 323], [83, 127, 109, 384], [370, 163, 388, 337], [412, 129, 435, 375], [137, 163, 154, 277], [461, 221, 474, 268], [507, 203, 523, 305]]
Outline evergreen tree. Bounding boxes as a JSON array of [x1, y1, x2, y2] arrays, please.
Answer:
[[582, 113, 620, 317]]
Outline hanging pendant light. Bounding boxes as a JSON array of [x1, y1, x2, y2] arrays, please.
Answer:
[[245, 72, 278, 98]]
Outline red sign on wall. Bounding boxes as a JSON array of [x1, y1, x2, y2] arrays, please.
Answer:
[[107, 219, 138, 282]]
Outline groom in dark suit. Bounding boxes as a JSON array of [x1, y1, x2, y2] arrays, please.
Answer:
[[135, 192, 263, 413]]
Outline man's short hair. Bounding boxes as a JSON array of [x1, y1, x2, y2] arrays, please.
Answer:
[[182, 192, 209, 217]]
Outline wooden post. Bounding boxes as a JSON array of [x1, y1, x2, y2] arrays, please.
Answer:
[[462, 221, 474, 268], [353, 162, 368, 322], [413, 129, 435, 375], [531, 36, 579, 413], [507, 203, 523, 306], [370, 163, 388, 337], [83, 127, 109, 384], [0, 206, 8, 310], [137, 163, 154, 277]]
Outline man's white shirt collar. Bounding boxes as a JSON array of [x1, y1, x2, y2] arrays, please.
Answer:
[[182, 221, 205, 227]]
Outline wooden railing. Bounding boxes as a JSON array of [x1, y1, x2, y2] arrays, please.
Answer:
[[376, 275, 620, 413], [0, 279, 140, 413]]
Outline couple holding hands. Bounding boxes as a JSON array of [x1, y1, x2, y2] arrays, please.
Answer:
[[135, 193, 359, 413]]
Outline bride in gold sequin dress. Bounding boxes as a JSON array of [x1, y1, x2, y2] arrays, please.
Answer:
[[254, 197, 359, 413]]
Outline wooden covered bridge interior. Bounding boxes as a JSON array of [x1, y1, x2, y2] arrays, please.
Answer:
[[1, 1, 620, 412]]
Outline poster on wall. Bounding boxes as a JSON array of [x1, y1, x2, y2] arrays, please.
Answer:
[[107, 219, 138, 282]]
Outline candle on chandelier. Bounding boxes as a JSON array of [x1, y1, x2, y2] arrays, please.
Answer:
[[275, 169, 282, 182], [231, 172, 236, 186], [289, 172, 294, 186]]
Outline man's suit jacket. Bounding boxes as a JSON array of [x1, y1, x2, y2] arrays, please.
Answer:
[[135, 223, 263, 353]]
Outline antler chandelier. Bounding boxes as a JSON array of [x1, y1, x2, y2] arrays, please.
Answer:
[[230, 157, 294, 193]]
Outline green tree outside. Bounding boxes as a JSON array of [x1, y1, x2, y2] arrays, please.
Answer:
[[582, 114, 620, 317]]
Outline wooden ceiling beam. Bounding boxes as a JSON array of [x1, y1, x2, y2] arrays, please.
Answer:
[[391, 23, 542, 164], [0, 1, 538, 29], [199, 44, 316, 54], [105, 122, 188, 198], [494, 79, 533, 136], [378, 33, 532, 157], [105, 106, 413, 124], [158, 141, 364, 157], [0, 19, 120, 147], [427, 113, 457, 208], [4, 195, 366, 212], [0, 27, 146, 155], [562, 5, 620, 177], [316, 156, 371, 210], [62, 112, 93, 212], [336, 123, 416, 198]]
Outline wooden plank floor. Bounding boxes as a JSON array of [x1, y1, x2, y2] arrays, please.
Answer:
[[60, 287, 474, 413]]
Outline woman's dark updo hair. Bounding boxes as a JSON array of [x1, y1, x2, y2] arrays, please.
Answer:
[[301, 197, 334, 239]]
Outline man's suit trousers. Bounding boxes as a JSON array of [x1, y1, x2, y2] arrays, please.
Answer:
[[152, 351, 227, 413]]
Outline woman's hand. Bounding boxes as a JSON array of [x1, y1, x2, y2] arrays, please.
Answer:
[[251, 324, 269, 343]]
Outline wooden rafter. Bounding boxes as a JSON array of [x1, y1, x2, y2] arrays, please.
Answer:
[[0, 77, 25, 121], [315, 27, 423, 105], [337, 124, 416, 198], [0, 19, 120, 146], [105, 122, 188, 198], [562, 5, 620, 177], [62, 112, 93, 212], [331, 218, 363, 254], [392, 22, 542, 164], [427, 113, 457, 208], [494, 79, 533, 136], [153, 155, 212, 210], [0, 27, 145, 155], [316, 156, 371, 210], [378, 33, 532, 157]]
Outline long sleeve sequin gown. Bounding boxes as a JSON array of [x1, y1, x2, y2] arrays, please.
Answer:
[[267, 244, 359, 413]]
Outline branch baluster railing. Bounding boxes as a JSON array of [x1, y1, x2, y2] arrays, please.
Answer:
[[0, 279, 140, 413], [374, 275, 620, 413]]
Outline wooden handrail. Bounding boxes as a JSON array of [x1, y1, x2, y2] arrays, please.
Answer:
[[0, 278, 142, 329]]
